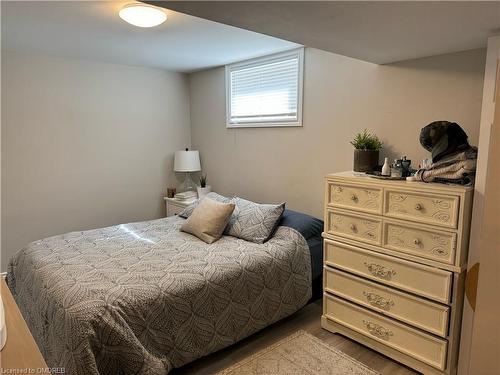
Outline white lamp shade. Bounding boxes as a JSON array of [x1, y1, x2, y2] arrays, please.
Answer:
[[174, 150, 201, 172]]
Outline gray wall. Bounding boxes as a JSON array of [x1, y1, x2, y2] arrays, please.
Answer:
[[1, 52, 191, 270], [0, 47, 487, 270], [189, 47, 486, 218]]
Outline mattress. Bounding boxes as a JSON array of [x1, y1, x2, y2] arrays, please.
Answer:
[[278, 208, 324, 298], [7, 216, 311, 375], [307, 236, 324, 282]]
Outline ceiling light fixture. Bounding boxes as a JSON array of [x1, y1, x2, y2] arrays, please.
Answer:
[[119, 3, 167, 28]]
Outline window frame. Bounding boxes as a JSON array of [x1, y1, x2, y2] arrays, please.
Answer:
[[225, 48, 304, 128]]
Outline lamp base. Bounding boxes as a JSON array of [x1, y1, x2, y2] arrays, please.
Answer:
[[178, 172, 197, 193]]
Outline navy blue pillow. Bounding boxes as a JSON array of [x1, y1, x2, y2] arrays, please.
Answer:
[[278, 209, 324, 240]]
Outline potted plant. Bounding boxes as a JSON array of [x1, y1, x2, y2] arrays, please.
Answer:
[[196, 174, 211, 198], [350, 129, 383, 172]]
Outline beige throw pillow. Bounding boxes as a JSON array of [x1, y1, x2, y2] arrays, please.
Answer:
[[180, 197, 235, 244]]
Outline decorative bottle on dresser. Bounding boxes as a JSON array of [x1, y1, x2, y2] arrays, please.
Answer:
[[381, 157, 391, 176]]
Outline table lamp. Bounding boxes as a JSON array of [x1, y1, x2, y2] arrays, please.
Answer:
[[174, 149, 201, 192]]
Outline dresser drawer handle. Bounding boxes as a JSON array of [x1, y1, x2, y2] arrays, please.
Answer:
[[350, 194, 358, 201], [362, 320, 393, 340], [414, 203, 423, 211], [363, 292, 395, 310], [350, 224, 357, 231], [413, 238, 421, 245], [363, 262, 396, 279]]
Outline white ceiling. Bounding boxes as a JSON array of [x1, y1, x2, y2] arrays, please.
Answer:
[[1, 1, 299, 73], [151, 1, 500, 64], [3, 1, 499, 73]]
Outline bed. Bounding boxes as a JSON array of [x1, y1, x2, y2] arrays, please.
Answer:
[[7, 209, 323, 375]]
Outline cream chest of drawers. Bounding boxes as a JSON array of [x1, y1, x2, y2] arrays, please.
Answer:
[[321, 172, 473, 375]]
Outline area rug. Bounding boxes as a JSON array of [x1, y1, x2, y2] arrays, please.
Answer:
[[216, 330, 380, 375]]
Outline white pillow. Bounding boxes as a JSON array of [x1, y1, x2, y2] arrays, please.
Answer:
[[178, 192, 231, 218]]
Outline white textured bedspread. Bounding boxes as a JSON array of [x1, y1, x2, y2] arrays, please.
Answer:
[[7, 216, 311, 374]]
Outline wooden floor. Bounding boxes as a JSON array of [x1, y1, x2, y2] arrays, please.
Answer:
[[172, 299, 419, 374]]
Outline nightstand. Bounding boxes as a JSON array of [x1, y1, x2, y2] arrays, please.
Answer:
[[164, 197, 195, 217], [1, 278, 49, 372]]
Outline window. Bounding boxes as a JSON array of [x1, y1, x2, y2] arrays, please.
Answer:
[[226, 48, 304, 128]]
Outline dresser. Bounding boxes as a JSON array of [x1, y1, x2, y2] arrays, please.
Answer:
[[321, 172, 473, 375]]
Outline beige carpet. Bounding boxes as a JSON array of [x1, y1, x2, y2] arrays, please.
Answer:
[[216, 330, 380, 375]]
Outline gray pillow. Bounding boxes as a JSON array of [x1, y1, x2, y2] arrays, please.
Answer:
[[178, 192, 231, 218], [225, 197, 285, 243]]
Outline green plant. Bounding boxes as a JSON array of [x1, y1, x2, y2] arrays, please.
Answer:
[[350, 129, 383, 151], [199, 174, 207, 188]]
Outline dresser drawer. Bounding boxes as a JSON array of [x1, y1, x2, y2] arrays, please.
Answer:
[[383, 220, 457, 265], [327, 181, 383, 215], [167, 203, 185, 217], [324, 240, 452, 303], [324, 295, 448, 370], [326, 210, 382, 246], [324, 267, 450, 336], [384, 189, 459, 229]]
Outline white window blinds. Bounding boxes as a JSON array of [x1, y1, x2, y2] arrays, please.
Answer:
[[226, 48, 303, 127]]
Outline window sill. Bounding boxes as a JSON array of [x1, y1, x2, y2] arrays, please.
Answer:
[[226, 121, 302, 129]]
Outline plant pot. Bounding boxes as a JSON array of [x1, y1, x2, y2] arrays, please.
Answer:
[[197, 186, 212, 199], [353, 150, 379, 172]]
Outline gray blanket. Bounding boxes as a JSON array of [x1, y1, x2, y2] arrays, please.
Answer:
[[7, 216, 311, 374]]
